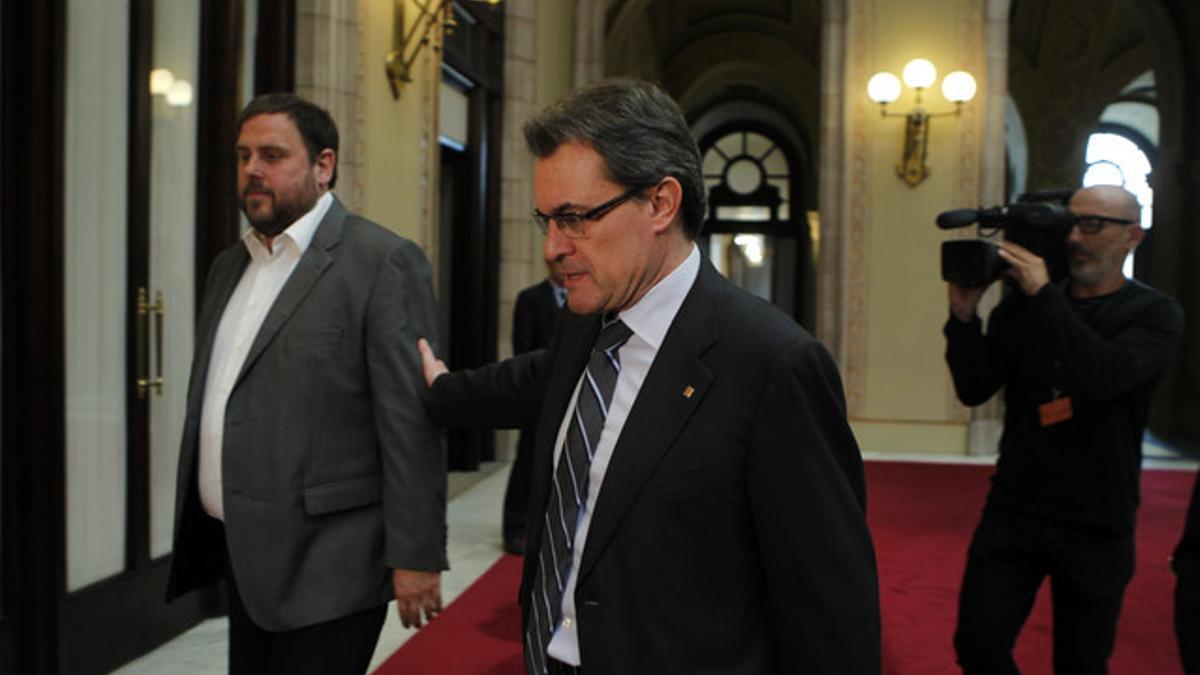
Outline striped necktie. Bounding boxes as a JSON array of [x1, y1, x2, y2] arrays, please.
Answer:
[[525, 317, 633, 675]]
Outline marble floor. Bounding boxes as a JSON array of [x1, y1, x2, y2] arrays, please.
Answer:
[[113, 463, 514, 675], [111, 444, 1197, 674]]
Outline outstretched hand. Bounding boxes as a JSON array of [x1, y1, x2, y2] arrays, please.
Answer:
[[417, 338, 448, 388]]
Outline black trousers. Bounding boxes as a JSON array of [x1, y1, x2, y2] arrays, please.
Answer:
[[1176, 558, 1200, 674], [954, 512, 1134, 675], [226, 571, 387, 675], [503, 429, 536, 541]]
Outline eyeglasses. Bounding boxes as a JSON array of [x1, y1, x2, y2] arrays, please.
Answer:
[[531, 186, 645, 239], [1074, 214, 1136, 235]]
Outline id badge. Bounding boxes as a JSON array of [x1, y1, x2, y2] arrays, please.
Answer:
[[1038, 396, 1073, 426]]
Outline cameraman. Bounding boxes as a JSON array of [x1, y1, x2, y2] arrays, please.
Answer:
[[944, 185, 1184, 674]]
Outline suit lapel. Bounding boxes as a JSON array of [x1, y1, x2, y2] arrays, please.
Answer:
[[576, 261, 724, 583], [233, 198, 346, 387]]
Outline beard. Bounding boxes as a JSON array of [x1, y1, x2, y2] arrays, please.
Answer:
[[1067, 241, 1123, 287], [241, 175, 320, 238]]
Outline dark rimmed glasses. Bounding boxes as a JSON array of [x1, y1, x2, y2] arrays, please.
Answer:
[[1074, 214, 1137, 235], [532, 186, 645, 239]]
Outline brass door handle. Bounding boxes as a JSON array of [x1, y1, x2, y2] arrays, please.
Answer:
[[151, 290, 164, 396], [136, 287, 165, 398]]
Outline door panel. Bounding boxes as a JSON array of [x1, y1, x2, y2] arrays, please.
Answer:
[[3, 0, 270, 671], [148, 0, 198, 560], [63, 0, 131, 592], [59, 1, 212, 673]]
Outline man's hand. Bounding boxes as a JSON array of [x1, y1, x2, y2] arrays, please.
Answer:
[[392, 568, 442, 629], [948, 283, 986, 323], [416, 338, 448, 388], [997, 240, 1050, 296]]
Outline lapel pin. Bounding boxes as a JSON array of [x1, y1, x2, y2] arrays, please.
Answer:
[[683, 385, 695, 399]]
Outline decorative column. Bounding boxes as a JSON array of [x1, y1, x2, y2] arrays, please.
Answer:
[[294, 0, 363, 211]]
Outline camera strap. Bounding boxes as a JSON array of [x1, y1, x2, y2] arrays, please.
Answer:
[[1039, 360, 1073, 426]]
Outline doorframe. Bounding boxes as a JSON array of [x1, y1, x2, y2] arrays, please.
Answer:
[[695, 118, 814, 327], [53, 0, 218, 672], [0, 0, 67, 672], [440, 0, 504, 470]]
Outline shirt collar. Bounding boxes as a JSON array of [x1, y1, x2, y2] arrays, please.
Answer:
[[617, 244, 700, 351], [242, 191, 334, 260]]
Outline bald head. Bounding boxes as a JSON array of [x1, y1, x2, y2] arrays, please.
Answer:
[[1069, 185, 1140, 224], [1065, 184, 1144, 298]]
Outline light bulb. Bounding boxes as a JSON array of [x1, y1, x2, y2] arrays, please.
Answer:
[[941, 71, 977, 103], [902, 58, 937, 89], [867, 72, 902, 104]]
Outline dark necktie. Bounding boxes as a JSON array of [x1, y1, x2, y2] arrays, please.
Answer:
[[525, 317, 633, 675]]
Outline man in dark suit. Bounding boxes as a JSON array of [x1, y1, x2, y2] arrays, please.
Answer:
[[504, 261, 566, 555], [166, 93, 447, 675], [418, 79, 880, 674], [1174, 472, 1200, 673]]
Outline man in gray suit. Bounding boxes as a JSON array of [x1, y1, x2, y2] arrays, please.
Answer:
[[166, 93, 446, 675]]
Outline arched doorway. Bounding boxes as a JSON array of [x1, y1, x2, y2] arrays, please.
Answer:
[[697, 123, 815, 325]]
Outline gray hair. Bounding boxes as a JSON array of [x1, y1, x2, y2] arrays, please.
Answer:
[[523, 78, 706, 239]]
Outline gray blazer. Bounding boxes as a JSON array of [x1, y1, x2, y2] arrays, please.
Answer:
[[166, 197, 447, 632]]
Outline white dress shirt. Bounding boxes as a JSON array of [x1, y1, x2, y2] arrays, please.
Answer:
[[546, 244, 701, 666], [197, 191, 333, 520]]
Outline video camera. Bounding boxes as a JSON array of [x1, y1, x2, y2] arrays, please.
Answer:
[[938, 190, 1076, 287]]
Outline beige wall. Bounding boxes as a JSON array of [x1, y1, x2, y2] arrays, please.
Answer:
[[848, 0, 989, 453], [496, 0, 576, 458], [523, 0, 577, 283], [535, 0, 576, 111], [347, 0, 992, 455], [357, 0, 439, 254]]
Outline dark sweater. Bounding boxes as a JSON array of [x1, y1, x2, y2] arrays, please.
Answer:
[[945, 279, 1184, 534]]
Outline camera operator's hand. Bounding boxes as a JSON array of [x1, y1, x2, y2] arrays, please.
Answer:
[[948, 283, 986, 323], [997, 240, 1050, 296]]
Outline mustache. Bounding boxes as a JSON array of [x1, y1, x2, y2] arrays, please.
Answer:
[[242, 181, 274, 200], [1067, 242, 1093, 261]]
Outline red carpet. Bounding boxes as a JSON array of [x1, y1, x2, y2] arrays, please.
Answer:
[[373, 553, 526, 675], [375, 461, 1194, 674], [870, 462, 1191, 674]]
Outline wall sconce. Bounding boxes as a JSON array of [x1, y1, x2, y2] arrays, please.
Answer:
[[867, 58, 976, 187], [385, 0, 501, 99]]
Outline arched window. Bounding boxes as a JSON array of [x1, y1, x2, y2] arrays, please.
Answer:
[[1082, 131, 1154, 279], [703, 129, 791, 224], [1082, 72, 1157, 278], [700, 127, 805, 316], [1082, 132, 1153, 226]]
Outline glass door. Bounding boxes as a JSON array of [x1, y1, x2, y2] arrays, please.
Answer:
[[57, 1, 208, 672], [63, 0, 131, 599], [146, 0, 197, 564], [1, 0, 273, 672]]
